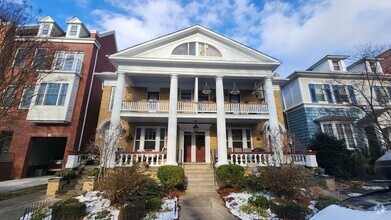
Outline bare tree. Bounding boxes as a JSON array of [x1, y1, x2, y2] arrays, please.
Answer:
[[0, 0, 62, 122], [332, 43, 391, 150]]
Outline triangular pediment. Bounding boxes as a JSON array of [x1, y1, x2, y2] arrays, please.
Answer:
[[39, 16, 55, 23], [67, 17, 83, 24], [110, 25, 280, 65]]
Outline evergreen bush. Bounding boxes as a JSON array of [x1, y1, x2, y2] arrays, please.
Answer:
[[270, 199, 309, 220], [52, 198, 86, 220], [215, 164, 244, 189], [157, 165, 185, 189]]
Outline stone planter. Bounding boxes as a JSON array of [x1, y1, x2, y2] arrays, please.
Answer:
[[82, 178, 96, 192], [46, 177, 65, 196]]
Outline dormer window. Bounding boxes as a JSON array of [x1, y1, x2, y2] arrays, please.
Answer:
[[41, 24, 50, 36], [332, 60, 341, 71], [172, 42, 222, 57], [69, 25, 78, 37], [369, 61, 377, 73]]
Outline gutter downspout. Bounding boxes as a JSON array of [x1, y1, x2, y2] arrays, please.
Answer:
[[78, 42, 100, 151]]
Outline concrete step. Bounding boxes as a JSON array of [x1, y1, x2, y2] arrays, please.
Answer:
[[184, 169, 214, 174], [185, 180, 215, 186], [183, 163, 213, 170], [186, 184, 218, 192], [186, 174, 214, 181]]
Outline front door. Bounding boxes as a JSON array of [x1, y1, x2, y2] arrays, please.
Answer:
[[184, 134, 192, 162], [196, 134, 205, 162]]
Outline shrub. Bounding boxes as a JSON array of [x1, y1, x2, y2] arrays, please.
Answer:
[[31, 207, 49, 220], [145, 197, 162, 212], [315, 195, 340, 210], [243, 174, 264, 192], [145, 179, 164, 199], [97, 167, 150, 204], [239, 204, 268, 218], [270, 199, 309, 220], [87, 168, 100, 178], [258, 166, 307, 198], [248, 195, 269, 209], [120, 200, 146, 220], [309, 133, 355, 177], [55, 169, 74, 182], [157, 165, 185, 189], [215, 164, 244, 190], [94, 209, 112, 219], [52, 198, 86, 220]]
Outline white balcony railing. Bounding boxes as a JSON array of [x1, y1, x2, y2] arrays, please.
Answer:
[[122, 101, 268, 114], [116, 152, 167, 167], [228, 152, 318, 167]]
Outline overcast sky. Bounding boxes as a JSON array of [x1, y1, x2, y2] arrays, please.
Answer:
[[31, 0, 391, 76]]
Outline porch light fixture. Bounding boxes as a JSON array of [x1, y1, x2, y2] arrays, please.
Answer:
[[193, 120, 199, 132], [230, 83, 240, 95], [202, 81, 211, 95], [252, 82, 265, 102]]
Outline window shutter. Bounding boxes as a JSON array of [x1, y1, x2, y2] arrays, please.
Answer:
[[324, 84, 333, 103], [347, 85, 357, 104], [374, 86, 384, 104], [308, 84, 317, 103], [387, 87, 391, 99], [332, 85, 341, 103]]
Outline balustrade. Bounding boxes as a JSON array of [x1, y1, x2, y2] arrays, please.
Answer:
[[116, 152, 167, 167]]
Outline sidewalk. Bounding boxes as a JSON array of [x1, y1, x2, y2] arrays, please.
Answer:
[[179, 191, 237, 220], [0, 176, 54, 193]]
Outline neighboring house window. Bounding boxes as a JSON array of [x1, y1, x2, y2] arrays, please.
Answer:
[[172, 42, 222, 57], [19, 85, 34, 109], [35, 83, 68, 106], [180, 89, 192, 102], [374, 86, 390, 104], [1, 85, 17, 108], [337, 86, 349, 102], [369, 61, 377, 73], [134, 127, 166, 151], [52, 51, 84, 72], [41, 24, 50, 36], [321, 122, 356, 149], [309, 84, 333, 103], [69, 25, 78, 36], [332, 60, 341, 71], [14, 48, 27, 68], [32, 48, 48, 68], [315, 84, 326, 102], [332, 85, 356, 103], [226, 128, 252, 151], [109, 87, 115, 110]]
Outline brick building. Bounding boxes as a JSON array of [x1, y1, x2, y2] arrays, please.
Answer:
[[0, 16, 117, 179]]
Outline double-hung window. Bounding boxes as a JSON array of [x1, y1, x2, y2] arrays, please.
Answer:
[[32, 48, 48, 69], [227, 128, 252, 151], [35, 83, 68, 106], [14, 48, 27, 68], [52, 52, 84, 72], [69, 25, 78, 36], [180, 89, 192, 102], [374, 86, 390, 104], [41, 24, 50, 36], [321, 122, 356, 149], [314, 85, 326, 102], [369, 61, 377, 73], [332, 60, 341, 71], [19, 85, 34, 109], [1, 85, 17, 108], [134, 127, 166, 151]]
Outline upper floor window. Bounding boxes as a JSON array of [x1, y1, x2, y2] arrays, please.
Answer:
[[32, 48, 48, 69], [369, 61, 377, 73], [69, 25, 78, 36], [309, 84, 333, 103], [41, 24, 50, 36], [19, 85, 34, 109], [332, 85, 356, 104], [314, 84, 326, 102], [52, 52, 84, 72], [180, 89, 192, 102], [172, 42, 222, 57], [374, 86, 391, 104], [35, 83, 68, 106], [1, 85, 16, 108], [332, 60, 341, 71], [14, 48, 27, 68]]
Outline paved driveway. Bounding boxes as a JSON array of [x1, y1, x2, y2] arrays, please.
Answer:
[[0, 176, 54, 193]]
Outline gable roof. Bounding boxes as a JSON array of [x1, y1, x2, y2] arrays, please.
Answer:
[[306, 55, 349, 71]]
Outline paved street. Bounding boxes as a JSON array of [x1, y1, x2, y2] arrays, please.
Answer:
[[0, 176, 54, 193]]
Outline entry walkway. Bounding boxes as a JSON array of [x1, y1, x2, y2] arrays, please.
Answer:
[[0, 176, 54, 193], [179, 191, 237, 220]]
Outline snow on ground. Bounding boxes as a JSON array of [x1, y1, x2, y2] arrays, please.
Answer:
[[76, 191, 119, 219], [360, 185, 387, 190], [347, 193, 362, 197], [310, 204, 391, 220], [145, 197, 179, 220]]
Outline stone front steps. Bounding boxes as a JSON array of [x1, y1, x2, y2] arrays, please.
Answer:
[[183, 163, 218, 192]]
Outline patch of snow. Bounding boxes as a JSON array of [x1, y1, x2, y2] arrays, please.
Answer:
[[310, 204, 391, 220], [76, 191, 119, 220], [146, 197, 179, 220], [347, 193, 362, 197], [360, 186, 387, 191]]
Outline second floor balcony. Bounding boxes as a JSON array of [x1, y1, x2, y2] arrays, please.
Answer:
[[122, 101, 268, 115]]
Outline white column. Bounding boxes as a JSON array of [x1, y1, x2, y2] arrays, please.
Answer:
[[215, 75, 228, 166], [166, 74, 178, 165], [264, 76, 282, 165], [107, 72, 125, 168]]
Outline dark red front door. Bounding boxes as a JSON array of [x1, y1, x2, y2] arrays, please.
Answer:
[[196, 135, 205, 162], [184, 134, 192, 162]]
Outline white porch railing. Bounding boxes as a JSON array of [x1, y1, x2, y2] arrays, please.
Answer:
[[228, 152, 318, 167], [116, 152, 167, 167], [122, 101, 268, 114]]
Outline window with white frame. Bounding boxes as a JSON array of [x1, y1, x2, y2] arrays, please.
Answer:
[[35, 83, 68, 106], [19, 85, 34, 109], [314, 84, 326, 102], [52, 52, 84, 72], [134, 127, 166, 151], [332, 60, 341, 71], [337, 85, 349, 102], [14, 48, 27, 68], [69, 25, 78, 36], [41, 24, 50, 36], [172, 42, 222, 57], [321, 122, 356, 149], [32, 48, 48, 68], [369, 61, 377, 73], [1, 85, 16, 108], [180, 89, 192, 102], [109, 87, 115, 110], [226, 128, 252, 151]]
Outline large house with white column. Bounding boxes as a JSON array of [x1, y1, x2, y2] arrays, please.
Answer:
[[95, 25, 317, 168]]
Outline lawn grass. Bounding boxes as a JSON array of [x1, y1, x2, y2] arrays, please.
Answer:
[[0, 185, 47, 201]]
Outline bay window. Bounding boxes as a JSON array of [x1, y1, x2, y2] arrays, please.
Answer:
[[321, 122, 356, 149], [35, 83, 69, 106]]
